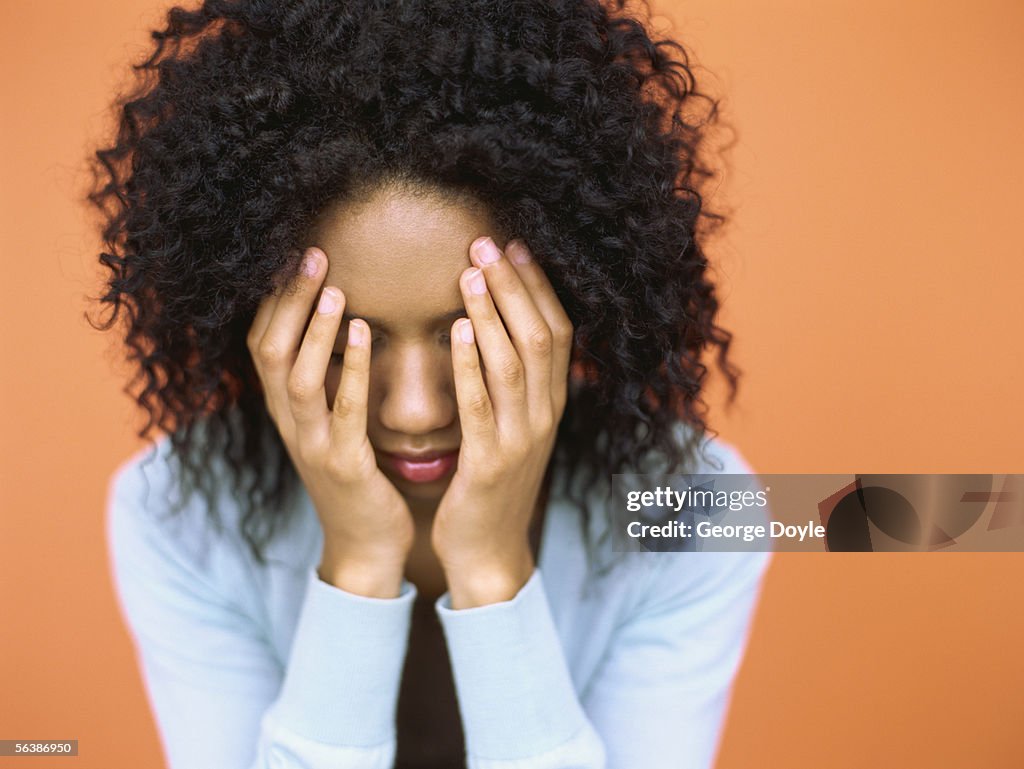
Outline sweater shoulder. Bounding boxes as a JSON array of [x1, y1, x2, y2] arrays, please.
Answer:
[[105, 420, 316, 585]]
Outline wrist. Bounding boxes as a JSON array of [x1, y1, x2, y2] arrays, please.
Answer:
[[318, 543, 408, 599], [443, 548, 534, 609]]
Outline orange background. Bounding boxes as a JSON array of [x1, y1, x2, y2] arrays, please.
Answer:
[[2, 0, 1022, 766]]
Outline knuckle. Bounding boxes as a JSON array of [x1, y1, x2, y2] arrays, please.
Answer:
[[507, 435, 531, 458], [245, 331, 260, 357], [499, 357, 525, 387], [294, 439, 319, 469], [325, 446, 372, 483], [552, 320, 574, 346], [324, 455, 355, 483], [332, 392, 361, 420], [527, 325, 553, 355], [257, 339, 289, 367], [467, 393, 492, 421], [533, 409, 554, 434], [286, 372, 317, 402]]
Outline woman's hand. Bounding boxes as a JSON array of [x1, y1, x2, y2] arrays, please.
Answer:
[[431, 237, 574, 609], [247, 247, 414, 598]]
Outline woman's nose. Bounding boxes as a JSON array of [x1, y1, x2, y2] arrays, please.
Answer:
[[376, 347, 455, 437]]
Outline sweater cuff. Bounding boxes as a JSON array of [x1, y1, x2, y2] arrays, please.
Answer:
[[435, 568, 586, 760], [271, 567, 417, 746]]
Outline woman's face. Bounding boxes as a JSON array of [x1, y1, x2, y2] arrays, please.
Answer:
[[308, 185, 506, 508]]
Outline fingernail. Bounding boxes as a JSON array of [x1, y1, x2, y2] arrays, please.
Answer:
[[458, 319, 475, 344], [348, 319, 364, 345], [473, 238, 501, 264], [468, 268, 487, 295], [302, 253, 319, 277], [318, 289, 339, 314], [508, 240, 532, 265]]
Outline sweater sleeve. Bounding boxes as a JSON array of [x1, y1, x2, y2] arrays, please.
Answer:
[[435, 569, 606, 768], [106, 460, 416, 769], [434, 552, 770, 769], [434, 436, 771, 769]]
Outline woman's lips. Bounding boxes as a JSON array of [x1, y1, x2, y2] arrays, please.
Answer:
[[383, 450, 459, 483]]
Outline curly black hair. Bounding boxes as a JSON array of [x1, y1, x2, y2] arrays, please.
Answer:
[[88, 0, 741, 572]]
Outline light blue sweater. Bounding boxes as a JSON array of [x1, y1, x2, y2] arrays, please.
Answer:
[[105, 423, 772, 769]]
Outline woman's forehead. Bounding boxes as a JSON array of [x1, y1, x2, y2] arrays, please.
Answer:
[[311, 185, 499, 325]]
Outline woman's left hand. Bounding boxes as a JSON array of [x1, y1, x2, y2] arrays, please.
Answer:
[[431, 236, 574, 609]]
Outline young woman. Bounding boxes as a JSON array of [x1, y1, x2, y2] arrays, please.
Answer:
[[94, 1, 773, 767]]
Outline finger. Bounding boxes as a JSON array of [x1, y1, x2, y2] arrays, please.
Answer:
[[450, 318, 497, 450], [247, 250, 313, 365], [257, 247, 327, 421], [247, 293, 282, 403], [504, 239, 574, 413], [328, 318, 372, 455], [288, 286, 346, 449], [469, 237, 552, 424], [460, 264, 528, 435], [247, 292, 281, 355]]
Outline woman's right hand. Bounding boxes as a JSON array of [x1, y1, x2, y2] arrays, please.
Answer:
[[247, 246, 414, 598]]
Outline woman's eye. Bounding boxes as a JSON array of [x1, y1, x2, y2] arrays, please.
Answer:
[[329, 330, 455, 364]]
